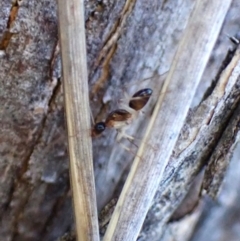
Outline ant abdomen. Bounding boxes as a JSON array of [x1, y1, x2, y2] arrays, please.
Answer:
[[129, 88, 153, 111]]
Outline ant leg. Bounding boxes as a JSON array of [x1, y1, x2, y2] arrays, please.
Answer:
[[117, 129, 157, 152], [133, 135, 158, 152], [132, 136, 158, 152], [116, 127, 136, 142], [122, 70, 168, 90], [118, 89, 131, 107], [119, 140, 159, 165], [89, 106, 95, 125], [126, 138, 138, 149], [118, 143, 145, 163], [122, 133, 135, 141], [119, 142, 131, 152]]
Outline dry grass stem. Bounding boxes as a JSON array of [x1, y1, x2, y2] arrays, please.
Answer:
[[57, 0, 99, 240]]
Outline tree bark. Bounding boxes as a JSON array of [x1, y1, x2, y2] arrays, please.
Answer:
[[0, 0, 240, 241]]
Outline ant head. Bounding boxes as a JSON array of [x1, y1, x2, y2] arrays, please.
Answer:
[[129, 88, 153, 111], [92, 122, 106, 137]]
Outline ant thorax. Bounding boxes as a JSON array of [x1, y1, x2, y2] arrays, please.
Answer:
[[105, 109, 133, 129]]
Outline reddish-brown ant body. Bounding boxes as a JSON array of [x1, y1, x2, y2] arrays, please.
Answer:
[[92, 88, 153, 142]]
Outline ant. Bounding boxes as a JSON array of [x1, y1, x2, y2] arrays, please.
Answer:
[[91, 88, 153, 145]]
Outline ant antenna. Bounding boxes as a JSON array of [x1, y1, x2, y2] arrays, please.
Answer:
[[122, 70, 169, 90], [224, 33, 240, 45]]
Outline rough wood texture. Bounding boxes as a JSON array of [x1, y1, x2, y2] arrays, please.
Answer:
[[139, 41, 240, 241], [103, 1, 232, 240], [57, 0, 99, 240], [0, 0, 240, 240]]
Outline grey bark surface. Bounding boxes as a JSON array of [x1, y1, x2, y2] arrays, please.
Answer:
[[0, 0, 240, 241]]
